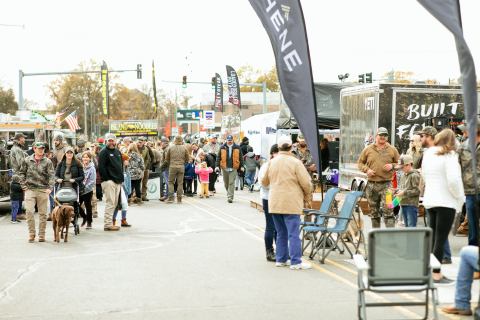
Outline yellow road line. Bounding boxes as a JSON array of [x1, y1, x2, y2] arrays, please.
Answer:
[[185, 198, 447, 319]]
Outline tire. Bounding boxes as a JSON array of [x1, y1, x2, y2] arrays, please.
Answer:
[[351, 180, 358, 192]]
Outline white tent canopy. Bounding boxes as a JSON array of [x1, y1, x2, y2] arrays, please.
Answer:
[[240, 112, 279, 160]]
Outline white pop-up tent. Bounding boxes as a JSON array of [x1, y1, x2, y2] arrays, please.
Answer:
[[240, 112, 279, 160]]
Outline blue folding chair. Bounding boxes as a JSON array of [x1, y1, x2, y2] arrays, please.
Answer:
[[303, 191, 363, 263], [301, 188, 339, 258]]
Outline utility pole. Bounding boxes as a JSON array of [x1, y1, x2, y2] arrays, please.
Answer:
[[83, 95, 88, 140]]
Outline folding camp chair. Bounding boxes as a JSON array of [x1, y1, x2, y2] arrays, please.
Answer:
[[303, 191, 363, 263], [301, 187, 339, 258], [354, 228, 439, 320]]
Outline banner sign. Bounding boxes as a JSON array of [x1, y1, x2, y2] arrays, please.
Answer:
[[248, 0, 322, 173], [109, 120, 158, 137], [203, 110, 215, 129], [101, 62, 109, 116], [176, 110, 202, 123], [418, 0, 478, 197], [226, 65, 241, 107], [152, 60, 158, 114], [214, 73, 223, 112]]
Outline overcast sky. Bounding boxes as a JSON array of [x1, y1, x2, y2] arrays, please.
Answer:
[[1, 0, 479, 110]]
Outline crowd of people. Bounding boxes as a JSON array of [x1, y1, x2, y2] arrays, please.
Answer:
[[357, 119, 480, 315]]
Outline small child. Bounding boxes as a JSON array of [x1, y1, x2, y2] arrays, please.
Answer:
[[195, 162, 213, 198], [10, 181, 24, 223], [184, 161, 195, 197], [395, 155, 421, 227]]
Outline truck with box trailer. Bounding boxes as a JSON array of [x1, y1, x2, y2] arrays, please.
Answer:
[[338, 83, 469, 191]]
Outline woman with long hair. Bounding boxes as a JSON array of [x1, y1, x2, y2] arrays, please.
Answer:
[[127, 143, 145, 204], [422, 128, 464, 283], [79, 151, 96, 229], [407, 133, 423, 169]]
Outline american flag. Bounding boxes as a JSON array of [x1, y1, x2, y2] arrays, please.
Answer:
[[64, 111, 81, 132]]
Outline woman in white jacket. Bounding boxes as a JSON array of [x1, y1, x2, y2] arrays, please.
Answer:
[[422, 128, 465, 283]]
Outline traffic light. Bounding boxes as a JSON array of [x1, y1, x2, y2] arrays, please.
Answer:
[[136, 64, 142, 79], [211, 77, 216, 89], [366, 72, 372, 83], [182, 75, 187, 88], [358, 74, 365, 83]]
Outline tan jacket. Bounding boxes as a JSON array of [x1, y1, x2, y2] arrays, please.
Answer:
[[164, 142, 189, 169], [261, 151, 312, 215], [357, 143, 400, 182]]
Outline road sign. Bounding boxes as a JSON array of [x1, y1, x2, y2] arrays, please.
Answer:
[[176, 110, 202, 123]]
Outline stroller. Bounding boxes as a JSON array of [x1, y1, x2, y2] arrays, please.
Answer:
[[54, 182, 81, 235]]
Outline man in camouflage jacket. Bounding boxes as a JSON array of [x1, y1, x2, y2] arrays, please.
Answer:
[[458, 118, 480, 246], [16, 141, 55, 242], [9, 133, 27, 221]]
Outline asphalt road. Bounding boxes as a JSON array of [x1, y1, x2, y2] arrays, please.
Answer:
[[0, 184, 476, 320]]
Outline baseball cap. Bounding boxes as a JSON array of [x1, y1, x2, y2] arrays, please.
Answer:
[[97, 137, 105, 143], [138, 136, 147, 141], [278, 135, 293, 147], [65, 146, 74, 153], [77, 139, 86, 147], [377, 127, 389, 136], [33, 141, 45, 148], [419, 126, 438, 137], [226, 135, 233, 141], [105, 133, 116, 141], [14, 132, 26, 140], [161, 137, 169, 143], [398, 154, 413, 166]]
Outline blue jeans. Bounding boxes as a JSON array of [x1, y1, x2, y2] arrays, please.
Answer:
[[272, 214, 302, 265], [162, 170, 169, 195], [245, 171, 256, 186], [113, 209, 127, 221], [262, 199, 276, 251], [466, 195, 479, 246], [401, 205, 418, 227], [11, 200, 20, 221], [455, 246, 479, 310]]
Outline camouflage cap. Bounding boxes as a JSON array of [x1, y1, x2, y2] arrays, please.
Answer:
[[33, 141, 45, 148], [398, 154, 413, 165], [77, 139, 86, 147], [419, 126, 438, 137], [377, 127, 389, 135], [14, 132, 26, 140]]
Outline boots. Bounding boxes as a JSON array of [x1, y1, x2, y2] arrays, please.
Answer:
[[266, 248, 276, 262], [121, 219, 131, 227], [47, 213, 52, 221], [177, 197, 182, 204], [112, 219, 116, 226], [28, 234, 35, 243]]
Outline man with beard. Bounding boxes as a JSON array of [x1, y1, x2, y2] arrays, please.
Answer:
[[98, 133, 123, 231], [52, 133, 67, 168], [292, 135, 315, 174]]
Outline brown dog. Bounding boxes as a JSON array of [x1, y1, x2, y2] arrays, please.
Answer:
[[52, 205, 74, 243]]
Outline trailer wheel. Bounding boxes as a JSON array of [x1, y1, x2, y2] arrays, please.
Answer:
[[358, 182, 366, 193]]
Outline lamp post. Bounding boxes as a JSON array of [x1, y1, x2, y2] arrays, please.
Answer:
[[338, 73, 350, 82]]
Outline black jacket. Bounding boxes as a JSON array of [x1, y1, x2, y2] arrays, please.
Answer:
[[10, 182, 24, 201], [98, 146, 124, 184], [55, 158, 85, 190]]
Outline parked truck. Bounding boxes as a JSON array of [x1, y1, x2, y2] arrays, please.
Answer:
[[338, 83, 469, 191]]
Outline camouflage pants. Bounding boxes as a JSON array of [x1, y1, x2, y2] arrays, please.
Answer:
[[365, 181, 395, 228]]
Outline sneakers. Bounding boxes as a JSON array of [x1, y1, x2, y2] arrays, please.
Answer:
[[10, 220, 21, 224], [227, 199, 233, 203], [442, 258, 452, 264], [266, 249, 276, 262], [86, 222, 92, 229], [142, 197, 149, 202], [441, 306, 473, 316], [275, 261, 291, 267], [434, 276, 455, 285], [290, 262, 312, 270], [104, 226, 120, 231], [121, 219, 131, 227]]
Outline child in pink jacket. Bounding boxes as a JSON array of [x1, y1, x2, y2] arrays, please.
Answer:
[[195, 162, 213, 198]]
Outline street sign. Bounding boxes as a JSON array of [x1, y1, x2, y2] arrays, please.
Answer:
[[171, 127, 179, 136], [176, 109, 202, 123], [203, 110, 215, 129]]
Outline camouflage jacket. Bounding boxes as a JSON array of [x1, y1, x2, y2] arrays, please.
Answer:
[[127, 152, 145, 180], [138, 146, 152, 170], [458, 140, 480, 195], [164, 143, 189, 169], [17, 154, 55, 190], [292, 147, 314, 167], [9, 142, 26, 182], [398, 169, 421, 206]]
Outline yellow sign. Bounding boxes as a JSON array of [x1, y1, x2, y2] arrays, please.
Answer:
[[101, 69, 109, 115]]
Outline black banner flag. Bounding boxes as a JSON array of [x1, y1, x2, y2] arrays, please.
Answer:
[[248, 0, 321, 174], [152, 60, 158, 114], [418, 0, 478, 195], [214, 73, 223, 112], [226, 65, 241, 108], [101, 61, 109, 116]]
